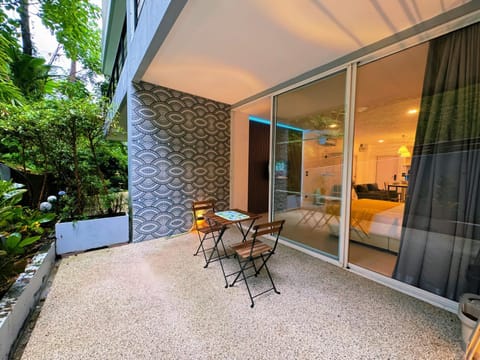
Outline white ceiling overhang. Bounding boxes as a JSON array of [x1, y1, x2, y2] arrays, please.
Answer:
[[141, 0, 470, 106]]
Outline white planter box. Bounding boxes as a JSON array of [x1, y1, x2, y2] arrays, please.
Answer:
[[0, 243, 55, 360], [55, 214, 129, 255]]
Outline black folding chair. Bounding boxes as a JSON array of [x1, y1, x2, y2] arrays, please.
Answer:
[[192, 200, 226, 265], [229, 219, 285, 308]]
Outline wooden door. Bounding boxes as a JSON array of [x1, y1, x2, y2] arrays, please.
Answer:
[[248, 121, 270, 213]]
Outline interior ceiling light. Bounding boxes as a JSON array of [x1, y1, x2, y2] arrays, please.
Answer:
[[328, 124, 338, 128], [407, 109, 418, 114], [397, 145, 411, 157], [397, 134, 411, 157], [378, 139, 384, 143]]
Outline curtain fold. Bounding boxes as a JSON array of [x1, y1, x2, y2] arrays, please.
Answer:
[[393, 22, 480, 301]]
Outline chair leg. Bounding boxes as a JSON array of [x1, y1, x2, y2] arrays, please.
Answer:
[[235, 258, 255, 308], [298, 207, 318, 224], [261, 256, 280, 295], [203, 233, 217, 268], [255, 253, 272, 275], [312, 210, 327, 228], [202, 233, 215, 265], [229, 259, 245, 287], [218, 250, 229, 289], [203, 226, 227, 268], [252, 258, 258, 276], [194, 233, 210, 266], [230, 255, 280, 308], [219, 236, 229, 259], [193, 242, 201, 256], [236, 220, 257, 242], [193, 234, 205, 256]]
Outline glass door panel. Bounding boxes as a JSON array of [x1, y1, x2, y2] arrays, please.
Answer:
[[350, 22, 480, 303], [349, 43, 428, 276], [272, 71, 346, 258]]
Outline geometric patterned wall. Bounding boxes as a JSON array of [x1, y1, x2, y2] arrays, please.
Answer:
[[129, 81, 230, 242]]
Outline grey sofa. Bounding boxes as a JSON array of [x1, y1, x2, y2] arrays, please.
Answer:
[[354, 183, 398, 202]]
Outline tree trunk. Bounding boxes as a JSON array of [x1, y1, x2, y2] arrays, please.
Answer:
[[37, 138, 49, 208], [18, 0, 33, 56], [69, 60, 76, 82], [20, 137, 26, 172], [70, 118, 84, 215], [88, 136, 108, 194], [48, 44, 62, 66]]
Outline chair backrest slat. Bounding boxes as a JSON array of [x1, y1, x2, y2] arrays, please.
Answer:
[[249, 219, 285, 256], [254, 227, 281, 238], [192, 199, 216, 229], [192, 200, 215, 212]]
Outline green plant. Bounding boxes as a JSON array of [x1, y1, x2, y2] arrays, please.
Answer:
[[98, 190, 128, 216], [0, 180, 55, 255], [0, 179, 55, 298], [0, 84, 128, 219]]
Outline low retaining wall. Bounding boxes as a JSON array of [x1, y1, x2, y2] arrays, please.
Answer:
[[0, 243, 56, 360]]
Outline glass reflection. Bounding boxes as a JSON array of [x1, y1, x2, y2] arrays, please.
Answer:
[[273, 71, 346, 258]]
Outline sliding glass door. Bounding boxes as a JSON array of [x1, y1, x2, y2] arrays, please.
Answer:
[[272, 71, 346, 258], [265, 21, 480, 303], [349, 22, 480, 302], [349, 43, 427, 276]]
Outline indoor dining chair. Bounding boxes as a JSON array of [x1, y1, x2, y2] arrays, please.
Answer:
[[229, 219, 285, 308]]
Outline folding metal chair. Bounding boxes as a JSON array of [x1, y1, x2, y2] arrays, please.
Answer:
[[229, 219, 285, 308], [321, 199, 340, 228], [192, 200, 226, 265]]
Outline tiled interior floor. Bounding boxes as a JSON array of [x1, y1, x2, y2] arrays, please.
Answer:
[[20, 228, 464, 359]]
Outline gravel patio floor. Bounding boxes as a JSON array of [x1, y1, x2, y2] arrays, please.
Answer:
[[19, 229, 464, 359]]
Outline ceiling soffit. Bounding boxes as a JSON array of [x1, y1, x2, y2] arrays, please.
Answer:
[[141, 0, 468, 105]]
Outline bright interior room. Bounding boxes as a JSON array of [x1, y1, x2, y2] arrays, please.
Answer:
[[347, 42, 427, 276]]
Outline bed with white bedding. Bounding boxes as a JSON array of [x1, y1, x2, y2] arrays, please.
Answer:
[[328, 199, 404, 253]]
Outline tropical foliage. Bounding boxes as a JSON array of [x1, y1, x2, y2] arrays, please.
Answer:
[[0, 81, 127, 218], [0, 9, 23, 104], [0, 0, 126, 218], [40, 0, 101, 74], [0, 0, 126, 295], [0, 180, 54, 255], [0, 180, 55, 296]]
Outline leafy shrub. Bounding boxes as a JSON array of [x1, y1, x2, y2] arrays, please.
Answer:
[[0, 180, 55, 255], [0, 83, 128, 220], [0, 179, 55, 297]]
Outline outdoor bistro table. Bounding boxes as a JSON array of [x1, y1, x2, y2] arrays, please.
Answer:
[[203, 209, 261, 287]]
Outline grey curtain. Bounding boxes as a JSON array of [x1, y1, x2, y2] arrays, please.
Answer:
[[393, 22, 480, 301]]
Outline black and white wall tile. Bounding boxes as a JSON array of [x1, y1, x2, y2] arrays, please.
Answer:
[[130, 82, 230, 242]]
